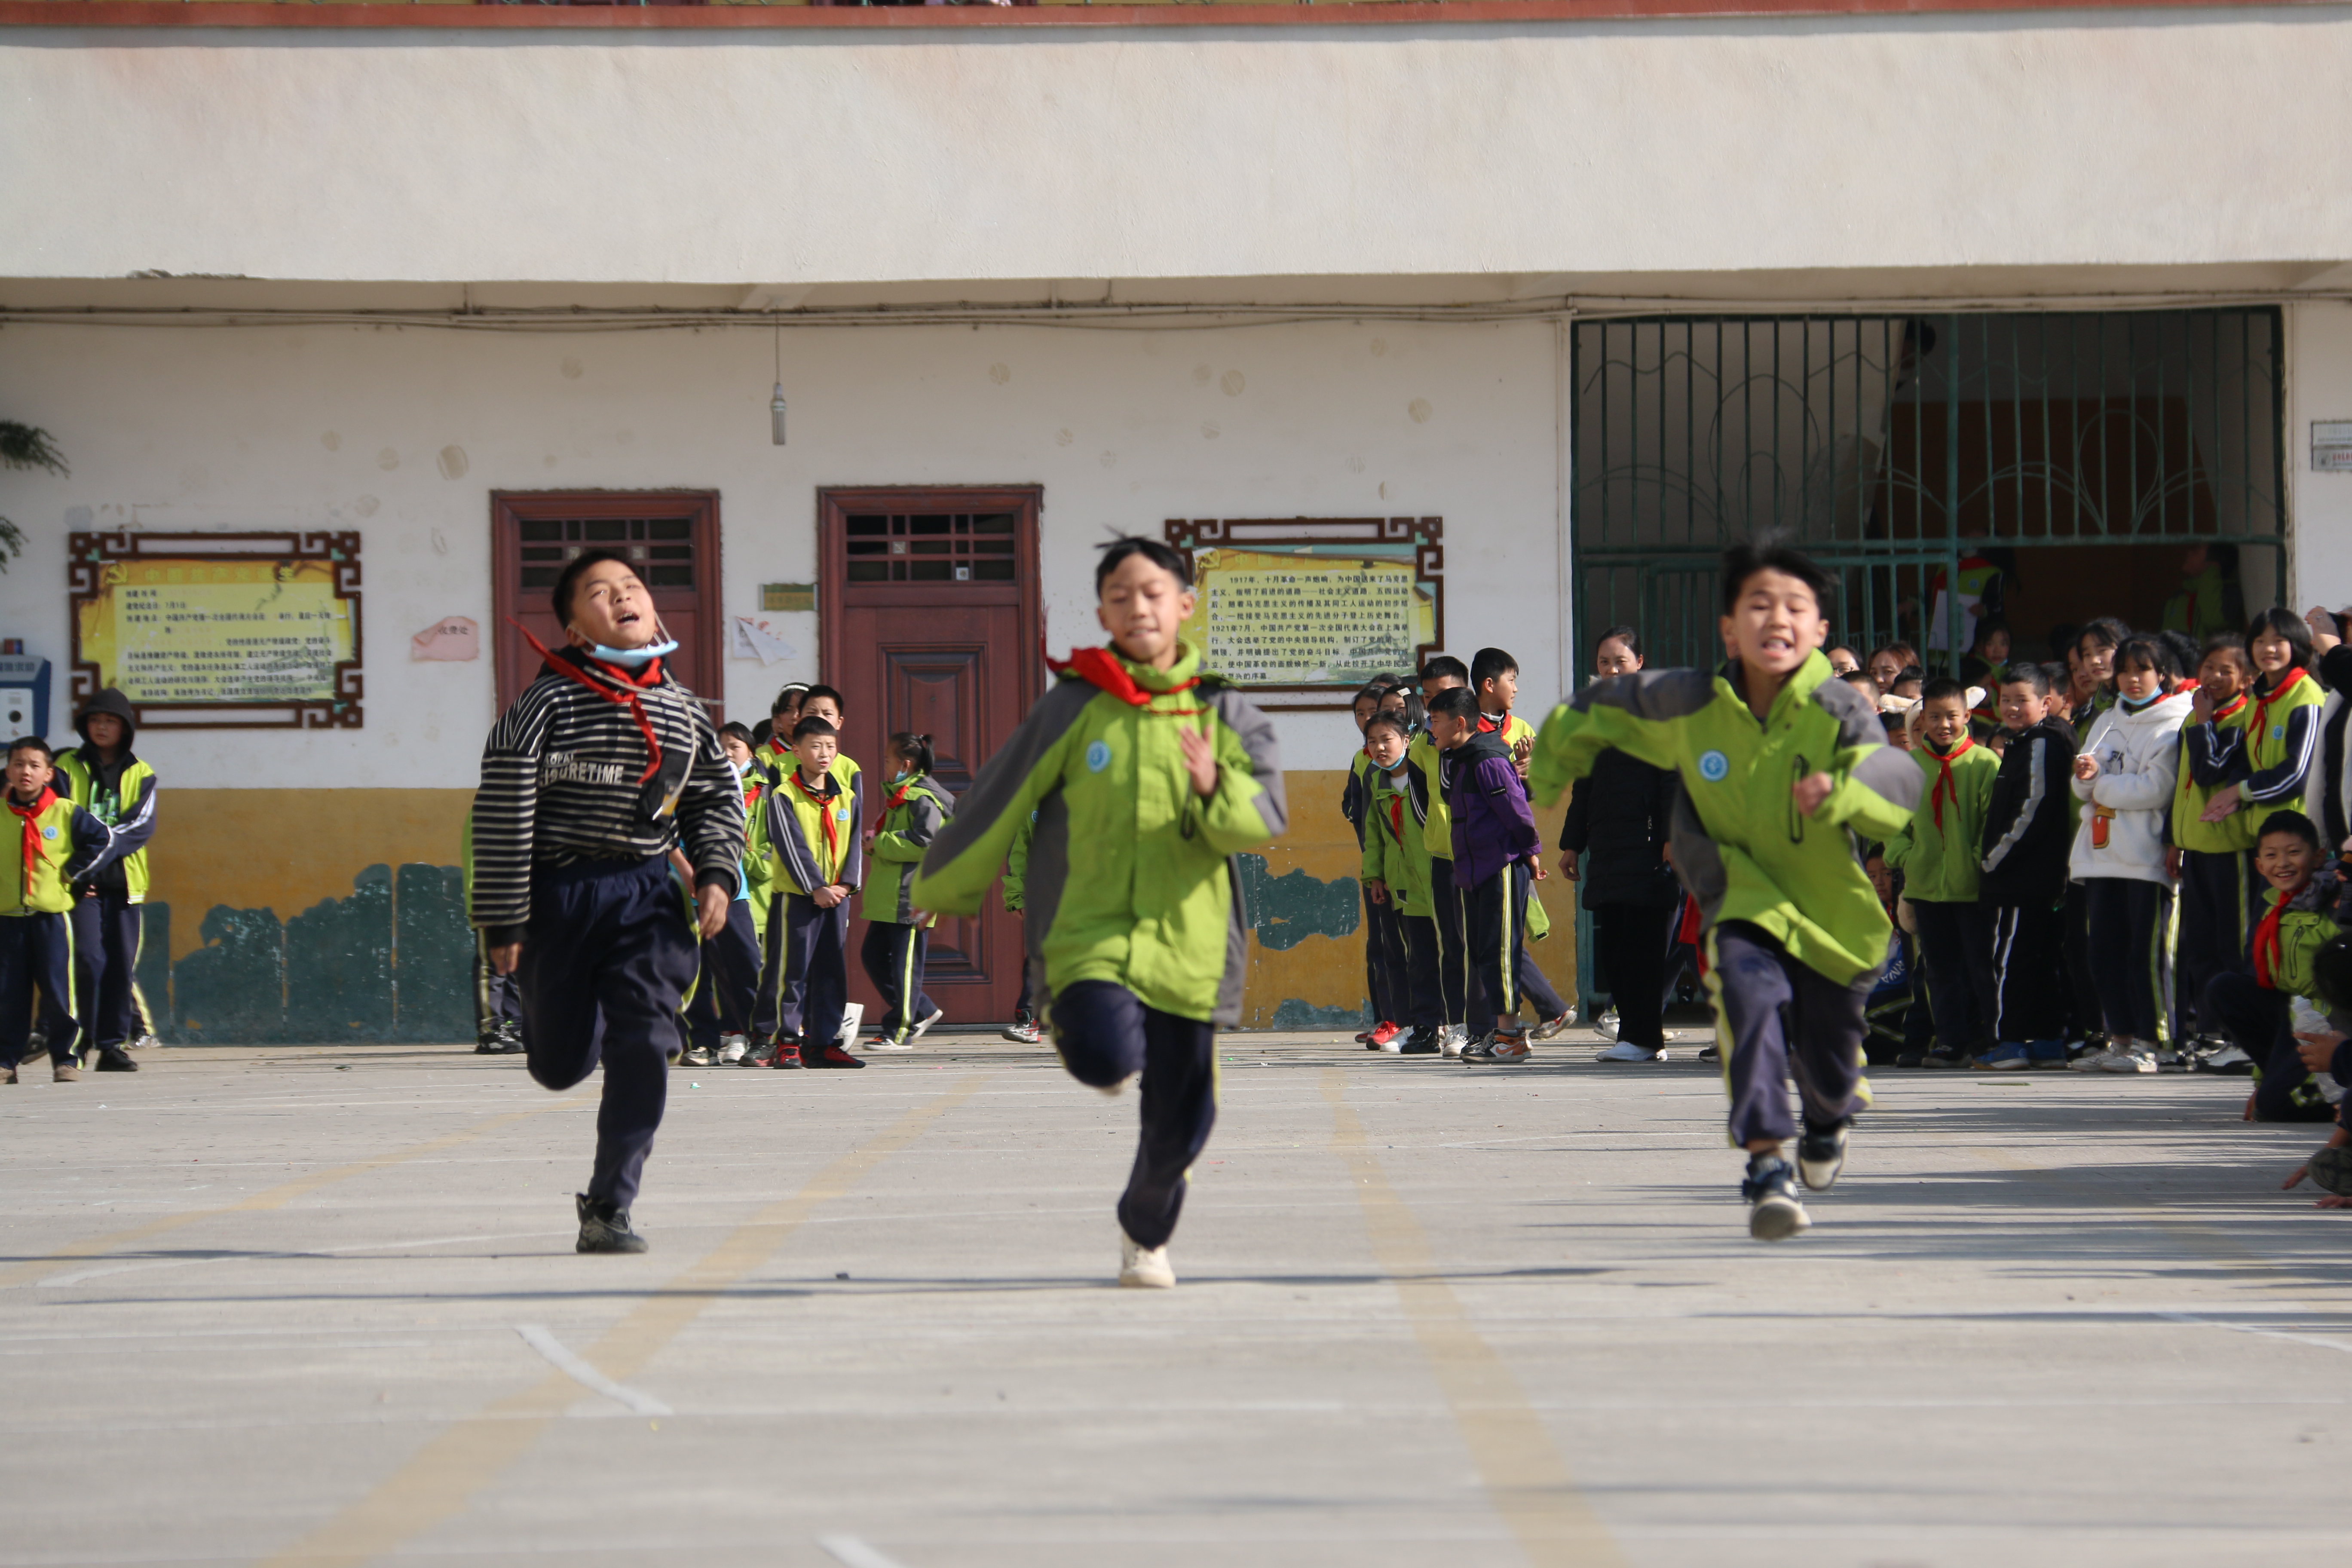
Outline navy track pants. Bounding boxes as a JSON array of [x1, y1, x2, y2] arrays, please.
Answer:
[[1047, 979, 1217, 1250]]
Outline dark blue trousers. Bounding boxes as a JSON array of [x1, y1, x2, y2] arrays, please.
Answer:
[[516, 854, 698, 1210], [1397, 912, 1444, 1037], [474, 931, 522, 1041], [859, 920, 937, 1041], [686, 900, 762, 1053], [1910, 899, 1996, 1054], [1989, 899, 2069, 1045], [1426, 855, 1469, 1026], [1048, 979, 1217, 1250], [1515, 926, 1569, 1024], [2177, 848, 2258, 1032], [765, 892, 849, 1060], [1462, 862, 1527, 1037], [1711, 920, 1872, 1147], [2086, 878, 2174, 1044], [2204, 971, 2336, 1122], [1363, 896, 1408, 1026], [0, 913, 77, 1067], [68, 893, 145, 1050]]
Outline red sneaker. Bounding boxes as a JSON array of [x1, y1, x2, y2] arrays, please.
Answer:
[[1367, 1020, 1403, 1049], [802, 1044, 867, 1069]]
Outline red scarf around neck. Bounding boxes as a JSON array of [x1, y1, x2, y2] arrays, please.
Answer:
[[513, 622, 667, 787], [2250, 666, 2309, 749], [787, 768, 842, 874], [1925, 736, 1975, 830], [872, 775, 922, 836], [2208, 691, 2249, 724], [2253, 882, 2305, 989], [7, 786, 56, 889], [1047, 645, 1203, 714]]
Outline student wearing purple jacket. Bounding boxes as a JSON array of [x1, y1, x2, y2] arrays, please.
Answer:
[[1427, 687, 1544, 1063]]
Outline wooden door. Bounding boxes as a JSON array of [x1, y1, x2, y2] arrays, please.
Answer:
[[821, 487, 1043, 1026], [490, 492, 723, 713]]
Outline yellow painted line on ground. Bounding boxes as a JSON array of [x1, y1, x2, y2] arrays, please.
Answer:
[[1321, 1070, 1622, 1568], [259, 1072, 985, 1568], [0, 1100, 574, 1290]]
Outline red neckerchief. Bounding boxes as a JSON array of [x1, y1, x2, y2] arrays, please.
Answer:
[[1476, 713, 1503, 734], [1925, 736, 1975, 829], [873, 775, 920, 835], [1046, 645, 1204, 714], [2172, 677, 2200, 696], [2208, 691, 2249, 725], [2250, 666, 2309, 748], [1385, 790, 1407, 844], [787, 768, 841, 876], [2254, 881, 2306, 989], [513, 622, 666, 786], [7, 787, 55, 889]]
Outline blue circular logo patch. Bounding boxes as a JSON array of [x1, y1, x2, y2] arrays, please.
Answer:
[[1697, 749, 1730, 782], [1086, 740, 1112, 774]]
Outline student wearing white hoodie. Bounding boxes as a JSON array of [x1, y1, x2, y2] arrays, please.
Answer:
[[2069, 635, 2193, 1074]]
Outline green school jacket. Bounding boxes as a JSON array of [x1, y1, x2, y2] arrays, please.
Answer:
[[862, 774, 953, 926], [1408, 730, 1453, 860], [52, 749, 155, 902], [1529, 650, 1922, 986], [913, 641, 1287, 1026], [1883, 738, 1998, 903], [1361, 766, 1432, 917], [2259, 885, 2336, 999], [1002, 808, 1036, 912], [2174, 697, 2257, 855]]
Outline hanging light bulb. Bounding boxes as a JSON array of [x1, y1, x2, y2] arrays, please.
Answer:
[[767, 319, 788, 446]]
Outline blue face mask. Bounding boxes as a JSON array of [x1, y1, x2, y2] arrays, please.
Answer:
[[586, 637, 678, 668], [891, 769, 913, 784]]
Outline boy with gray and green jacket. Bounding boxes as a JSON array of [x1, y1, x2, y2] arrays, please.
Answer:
[[915, 538, 1286, 1290], [1531, 538, 1922, 1242]]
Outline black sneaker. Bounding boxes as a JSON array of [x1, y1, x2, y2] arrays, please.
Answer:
[[1922, 1047, 1972, 1070], [493, 1020, 525, 1054], [576, 1194, 648, 1254], [475, 1035, 503, 1055], [1798, 1120, 1849, 1192], [1742, 1154, 1810, 1241], [2308, 1144, 2352, 1197], [92, 1045, 140, 1073]]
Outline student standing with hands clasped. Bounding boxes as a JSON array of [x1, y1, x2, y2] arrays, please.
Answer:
[[1532, 537, 1922, 1241], [471, 549, 744, 1254], [915, 538, 1285, 1290]]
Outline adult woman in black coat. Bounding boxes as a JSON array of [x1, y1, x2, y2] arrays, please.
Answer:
[[1558, 626, 1685, 1063]]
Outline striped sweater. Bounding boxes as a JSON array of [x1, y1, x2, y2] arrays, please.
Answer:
[[469, 649, 745, 941]]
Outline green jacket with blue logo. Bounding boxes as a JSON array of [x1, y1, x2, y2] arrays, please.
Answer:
[[862, 773, 954, 926], [1361, 764, 1433, 917], [764, 764, 864, 899], [1883, 738, 1999, 903], [52, 749, 156, 902], [2, 789, 118, 916], [1529, 651, 1922, 986], [913, 641, 1287, 1026]]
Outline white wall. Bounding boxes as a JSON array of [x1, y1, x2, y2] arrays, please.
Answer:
[[7, 11, 2352, 290], [2290, 300, 2352, 618], [0, 316, 1561, 784]]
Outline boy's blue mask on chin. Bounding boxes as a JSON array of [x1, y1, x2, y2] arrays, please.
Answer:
[[585, 637, 679, 668]]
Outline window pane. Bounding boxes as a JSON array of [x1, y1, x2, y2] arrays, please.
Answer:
[[909, 560, 952, 581], [972, 560, 1015, 581], [848, 561, 889, 582], [649, 545, 692, 560], [521, 546, 567, 561], [908, 515, 952, 535], [971, 513, 1016, 534], [846, 514, 887, 536], [968, 538, 1013, 554], [583, 519, 628, 541], [521, 567, 558, 588], [646, 518, 691, 540], [519, 519, 564, 542], [910, 539, 951, 555], [847, 540, 887, 557], [647, 565, 693, 588]]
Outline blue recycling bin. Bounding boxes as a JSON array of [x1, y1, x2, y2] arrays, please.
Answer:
[[0, 656, 53, 741]]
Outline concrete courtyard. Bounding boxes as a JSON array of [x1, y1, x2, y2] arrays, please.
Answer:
[[1, 1031, 2346, 1568]]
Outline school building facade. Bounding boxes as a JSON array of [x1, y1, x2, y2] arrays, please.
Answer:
[[4, 0, 2352, 1041]]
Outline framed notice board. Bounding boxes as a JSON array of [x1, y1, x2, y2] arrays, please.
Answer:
[[68, 530, 364, 729], [1163, 516, 1444, 710]]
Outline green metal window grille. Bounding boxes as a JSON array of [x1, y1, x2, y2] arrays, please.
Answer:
[[1571, 310, 2287, 673]]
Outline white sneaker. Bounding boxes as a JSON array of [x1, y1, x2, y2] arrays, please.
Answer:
[[1439, 1025, 1469, 1059], [129, 1033, 160, 1051], [718, 1033, 748, 1064], [2100, 1044, 2158, 1074], [1593, 1011, 1621, 1042], [865, 1035, 915, 1053], [910, 1007, 945, 1041], [2067, 1047, 2116, 1072], [1118, 1232, 1175, 1289], [1596, 1041, 1667, 1063]]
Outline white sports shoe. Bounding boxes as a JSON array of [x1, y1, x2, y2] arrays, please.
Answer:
[[2100, 1043, 2158, 1074], [910, 1007, 945, 1041], [718, 1033, 748, 1064], [1596, 1041, 1667, 1063], [1592, 1011, 1621, 1042], [1118, 1232, 1175, 1289], [865, 1035, 915, 1053], [1439, 1025, 1470, 1059], [2068, 1047, 2118, 1072]]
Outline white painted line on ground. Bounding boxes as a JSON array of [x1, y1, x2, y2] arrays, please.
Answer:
[[512, 1324, 672, 1416], [2157, 1310, 2352, 1357], [818, 1535, 912, 1568]]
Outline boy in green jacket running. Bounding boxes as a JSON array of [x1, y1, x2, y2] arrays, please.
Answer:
[[915, 538, 1286, 1289], [1529, 539, 1922, 1241]]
